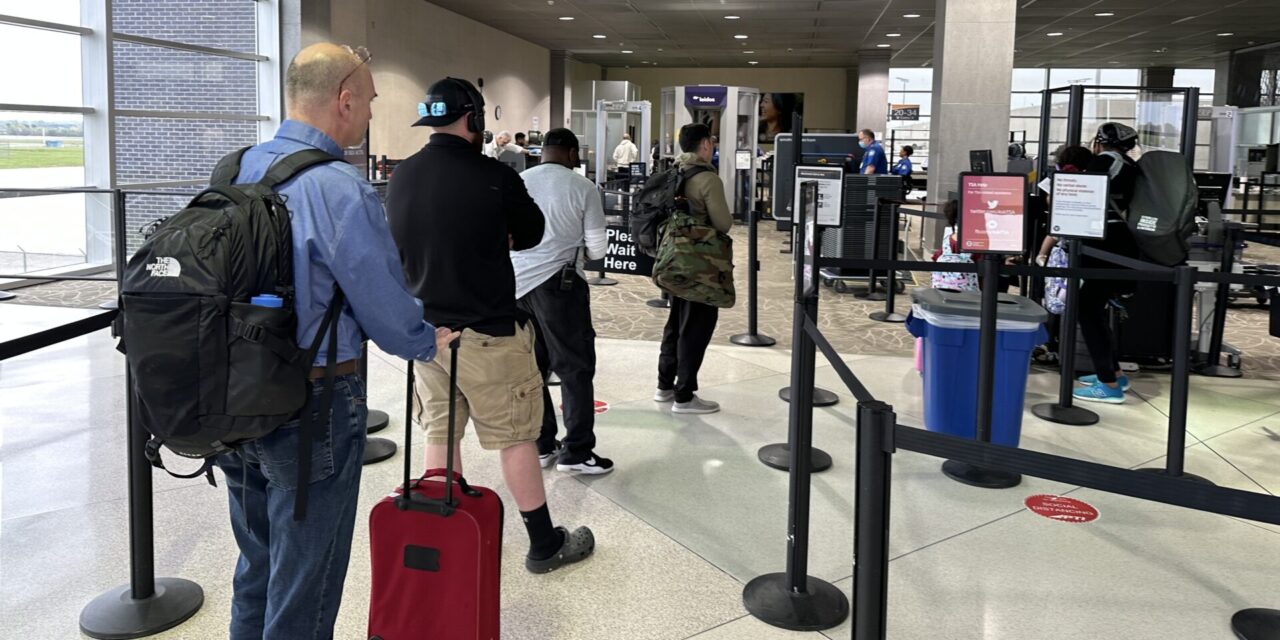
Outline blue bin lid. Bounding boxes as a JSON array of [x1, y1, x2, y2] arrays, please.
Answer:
[[910, 288, 1048, 324]]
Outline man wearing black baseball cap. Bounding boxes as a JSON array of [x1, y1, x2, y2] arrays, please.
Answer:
[[386, 78, 596, 573], [511, 128, 612, 476]]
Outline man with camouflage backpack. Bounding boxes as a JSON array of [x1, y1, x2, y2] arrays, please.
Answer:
[[652, 123, 735, 415]]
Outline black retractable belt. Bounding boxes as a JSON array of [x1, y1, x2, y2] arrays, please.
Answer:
[[292, 287, 346, 521]]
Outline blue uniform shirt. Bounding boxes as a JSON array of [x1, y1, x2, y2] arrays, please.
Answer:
[[892, 157, 912, 177], [236, 120, 438, 366], [861, 141, 888, 174]]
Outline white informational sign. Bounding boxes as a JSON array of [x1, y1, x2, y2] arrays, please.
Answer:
[[531, 116, 540, 130], [736, 150, 752, 168], [793, 165, 844, 227], [1050, 172, 1110, 239]]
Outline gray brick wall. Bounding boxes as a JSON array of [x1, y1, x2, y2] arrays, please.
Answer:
[[112, 0, 260, 251]]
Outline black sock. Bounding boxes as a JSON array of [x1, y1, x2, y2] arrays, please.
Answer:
[[521, 503, 563, 560]]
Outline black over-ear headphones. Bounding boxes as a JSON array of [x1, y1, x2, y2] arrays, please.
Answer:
[[447, 77, 486, 134]]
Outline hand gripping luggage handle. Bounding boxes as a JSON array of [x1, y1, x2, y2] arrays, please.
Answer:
[[399, 338, 462, 515]]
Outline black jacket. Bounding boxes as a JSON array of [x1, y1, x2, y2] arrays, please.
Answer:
[[386, 133, 545, 336]]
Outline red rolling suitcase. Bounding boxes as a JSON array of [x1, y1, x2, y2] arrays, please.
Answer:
[[368, 340, 504, 640]]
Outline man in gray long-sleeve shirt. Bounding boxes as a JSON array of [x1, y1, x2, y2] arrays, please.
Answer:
[[512, 128, 614, 475]]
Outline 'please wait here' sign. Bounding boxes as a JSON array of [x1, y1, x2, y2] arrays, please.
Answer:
[[585, 225, 655, 277]]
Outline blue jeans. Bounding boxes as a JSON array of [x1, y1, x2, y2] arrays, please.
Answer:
[[215, 373, 368, 640]]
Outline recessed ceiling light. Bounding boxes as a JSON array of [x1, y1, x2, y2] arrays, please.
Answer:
[[1217, 32, 1234, 36], [657, 48, 664, 51], [558, 16, 574, 21], [743, 50, 755, 54], [886, 33, 901, 37], [621, 50, 633, 54], [876, 43, 891, 48], [1108, 61, 1120, 64], [748, 61, 759, 65], [1047, 32, 1064, 37], [593, 34, 606, 39], [724, 15, 740, 20], [734, 34, 749, 39], [1094, 12, 1115, 16], [903, 13, 921, 18]]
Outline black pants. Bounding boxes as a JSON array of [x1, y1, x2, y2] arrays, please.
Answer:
[[1077, 283, 1120, 384], [516, 272, 597, 460], [657, 296, 719, 403]]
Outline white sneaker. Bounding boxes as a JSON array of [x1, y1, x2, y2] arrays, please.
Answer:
[[538, 442, 561, 469], [673, 396, 720, 415], [653, 388, 675, 403]]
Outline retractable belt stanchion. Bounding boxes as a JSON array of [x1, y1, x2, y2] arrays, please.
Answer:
[[360, 343, 397, 465], [857, 201, 886, 301], [1138, 265, 1214, 485], [940, 256, 1022, 489], [868, 202, 906, 323], [81, 190, 204, 639], [853, 400, 896, 640], [744, 177, 849, 631], [731, 203, 777, 347], [646, 291, 671, 308], [1031, 240, 1099, 426], [1233, 608, 1280, 639], [1195, 222, 1243, 378]]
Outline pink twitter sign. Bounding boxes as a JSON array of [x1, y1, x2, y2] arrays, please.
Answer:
[[958, 173, 1027, 254]]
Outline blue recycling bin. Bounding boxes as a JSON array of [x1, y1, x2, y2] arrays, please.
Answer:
[[906, 289, 1048, 448]]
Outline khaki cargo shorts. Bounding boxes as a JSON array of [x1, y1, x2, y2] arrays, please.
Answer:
[[412, 323, 543, 450]]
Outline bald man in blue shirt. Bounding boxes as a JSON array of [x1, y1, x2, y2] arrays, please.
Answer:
[[858, 128, 888, 175]]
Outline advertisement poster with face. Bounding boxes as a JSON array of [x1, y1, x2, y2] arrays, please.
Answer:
[[958, 174, 1026, 254], [759, 93, 804, 145]]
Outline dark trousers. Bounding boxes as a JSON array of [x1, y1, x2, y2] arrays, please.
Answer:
[[657, 296, 720, 403], [1077, 283, 1120, 384], [516, 272, 598, 460]]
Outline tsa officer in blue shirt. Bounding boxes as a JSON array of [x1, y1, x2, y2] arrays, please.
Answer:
[[858, 128, 888, 174], [891, 145, 913, 177]]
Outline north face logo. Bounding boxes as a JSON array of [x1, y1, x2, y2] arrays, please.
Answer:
[[145, 257, 182, 278]]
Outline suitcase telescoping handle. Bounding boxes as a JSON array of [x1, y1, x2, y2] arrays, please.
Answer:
[[398, 337, 463, 516]]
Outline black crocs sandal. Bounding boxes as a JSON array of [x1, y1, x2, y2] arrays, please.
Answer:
[[525, 526, 595, 574]]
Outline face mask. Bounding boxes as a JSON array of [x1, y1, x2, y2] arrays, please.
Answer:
[[859, 141, 868, 149]]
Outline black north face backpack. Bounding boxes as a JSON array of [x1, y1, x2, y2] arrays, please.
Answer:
[[630, 165, 710, 257], [120, 147, 343, 519]]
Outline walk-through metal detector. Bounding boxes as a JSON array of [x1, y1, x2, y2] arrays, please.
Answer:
[[594, 99, 651, 187], [1035, 84, 1200, 179], [659, 85, 761, 216]]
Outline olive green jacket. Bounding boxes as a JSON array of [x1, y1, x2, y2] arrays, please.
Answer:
[[675, 153, 733, 234]]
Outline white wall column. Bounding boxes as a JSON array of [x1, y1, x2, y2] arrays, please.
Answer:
[[855, 51, 890, 136]]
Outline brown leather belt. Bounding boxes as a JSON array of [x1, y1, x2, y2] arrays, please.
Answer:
[[309, 359, 358, 380]]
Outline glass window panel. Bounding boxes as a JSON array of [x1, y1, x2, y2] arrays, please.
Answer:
[[1174, 69, 1216, 93], [888, 68, 933, 92], [0, 112, 85, 186], [1099, 69, 1141, 85], [0, 25, 82, 106], [1049, 68, 1101, 86], [121, 188, 203, 254], [0, 192, 92, 274], [1238, 111, 1271, 145], [1012, 68, 1046, 92], [114, 41, 258, 115], [115, 117, 257, 184], [112, 0, 258, 54], [0, 0, 80, 26], [1011, 93, 1041, 114]]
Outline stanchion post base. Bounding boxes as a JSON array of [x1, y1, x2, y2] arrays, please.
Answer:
[[1031, 402, 1099, 426], [1232, 608, 1280, 640], [742, 573, 849, 632], [757, 443, 833, 473], [98, 299, 118, 310], [362, 437, 397, 465], [80, 578, 204, 640], [856, 292, 888, 302], [730, 333, 777, 347], [868, 311, 906, 323], [0, 291, 16, 301], [1135, 467, 1216, 485], [366, 409, 390, 434], [941, 459, 1022, 489], [778, 386, 840, 407], [645, 298, 670, 309], [587, 277, 618, 287], [1193, 363, 1243, 379]]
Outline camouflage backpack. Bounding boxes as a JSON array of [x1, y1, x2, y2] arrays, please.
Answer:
[[653, 206, 736, 308]]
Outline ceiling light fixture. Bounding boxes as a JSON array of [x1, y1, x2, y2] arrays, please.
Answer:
[[1217, 32, 1234, 36], [877, 43, 891, 48], [1047, 32, 1064, 37], [748, 61, 759, 65], [558, 16, 574, 21], [743, 50, 755, 54], [724, 15, 740, 20], [593, 34, 606, 39], [1094, 12, 1114, 16], [621, 49, 633, 53], [734, 34, 749, 39], [903, 13, 921, 18], [886, 33, 901, 37]]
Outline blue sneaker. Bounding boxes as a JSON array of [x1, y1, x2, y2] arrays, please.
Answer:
[[1073, 381, 1125, 404], [1077, 374, 1130, 392]]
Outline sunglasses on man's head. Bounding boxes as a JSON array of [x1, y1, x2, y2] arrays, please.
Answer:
[[337, 45, 372, 95]]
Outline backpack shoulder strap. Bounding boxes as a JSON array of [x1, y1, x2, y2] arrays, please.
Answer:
[[210, 146, 252, 187], [259, 149, 343, 189]]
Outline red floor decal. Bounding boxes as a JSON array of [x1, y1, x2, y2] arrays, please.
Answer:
[[559, 401, 610, 415], [1025, 494, 1100, 524]]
